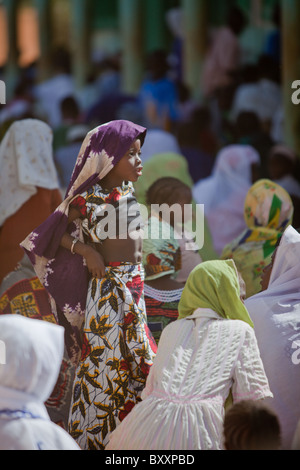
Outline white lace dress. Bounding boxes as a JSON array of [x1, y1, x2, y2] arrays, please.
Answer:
[[107, 308, 272, 450]]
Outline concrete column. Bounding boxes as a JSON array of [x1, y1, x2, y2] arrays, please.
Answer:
[[181, 0, 208, 100], [118, 0, 144, 95], [70, 0, 92, 90], [3, 0, 19, 100], [282, 0, 300, 155], [144, 0, 167, 53], [34, 0, 51, 82], [251, 0, 262, 27]]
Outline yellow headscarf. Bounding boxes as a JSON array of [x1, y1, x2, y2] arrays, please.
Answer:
[[178, 259, 254, 328], [221, 179, 294, 298]]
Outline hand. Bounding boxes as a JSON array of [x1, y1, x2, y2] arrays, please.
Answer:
[[84, 246, 106, 279]]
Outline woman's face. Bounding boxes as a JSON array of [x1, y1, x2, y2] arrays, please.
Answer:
[[171, 188, 192, 226], [268, 154, 293, 180], [238, 272, 246, 302], [108, 139, 143, 184], [251, 163, 261, 183], [260, 248, 277, 291]]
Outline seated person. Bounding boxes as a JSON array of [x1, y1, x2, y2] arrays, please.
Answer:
[[107, 260, 272, 450]]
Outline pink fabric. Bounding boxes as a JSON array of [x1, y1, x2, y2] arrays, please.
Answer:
[[202, 27, 240, 97]]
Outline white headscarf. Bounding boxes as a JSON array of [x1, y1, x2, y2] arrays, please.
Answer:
[[245, 225, 300, 449], [0, 119, 60, 226], [0, 315, 79, 450], [193, 145, 260, 254]]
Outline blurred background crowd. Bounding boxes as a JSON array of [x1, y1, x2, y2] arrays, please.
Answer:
[[2, 0, 300, 298], [1, 0, 300, 451], [0, 0, 299, 201]]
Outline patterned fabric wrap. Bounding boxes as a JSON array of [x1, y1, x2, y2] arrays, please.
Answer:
[[70, 182, 143, 241], [221, 179, 293, 298], [20, 120, 147, 365], [0, 277, 54, 321], [142, 216, 182, 281], [0, 278, 76, 430], [68, 262, 157, 450], [144, 285, 183, 344], [142, 216, 182, 343]]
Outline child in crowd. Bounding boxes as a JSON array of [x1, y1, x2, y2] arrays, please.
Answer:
[[223, 400, 281, 450], [268, 144, 300, 199], [142, 177, 202, 342], [21, 120, 157, 450]]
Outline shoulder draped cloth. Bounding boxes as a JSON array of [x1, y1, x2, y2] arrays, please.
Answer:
[[178, 259, 253, 328]]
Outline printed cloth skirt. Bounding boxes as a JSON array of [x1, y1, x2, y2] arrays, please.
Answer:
[[144, 284, 183, 344], [68, 262, 157, 450]]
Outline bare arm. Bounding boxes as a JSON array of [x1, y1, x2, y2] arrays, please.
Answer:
[[60, 207, 106, 278]]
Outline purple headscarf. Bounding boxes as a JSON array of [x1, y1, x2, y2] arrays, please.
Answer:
[[21, 120, 147, 364]]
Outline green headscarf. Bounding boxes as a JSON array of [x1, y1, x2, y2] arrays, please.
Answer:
[[134, 152, 193, 206], [178, 259, 254, 328]]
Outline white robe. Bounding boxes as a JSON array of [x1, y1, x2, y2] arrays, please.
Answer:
[[192, 145, 260, 255], [0, 315, 80, 450], [245, 225, 300, 450], [0, 119, 60, 227], [107, 309, 272, 450]]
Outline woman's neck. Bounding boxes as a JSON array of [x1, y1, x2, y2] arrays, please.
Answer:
[[100, 176, 125, 190]]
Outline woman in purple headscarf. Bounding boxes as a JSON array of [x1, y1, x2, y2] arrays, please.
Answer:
[[21, 120, 157, 450]]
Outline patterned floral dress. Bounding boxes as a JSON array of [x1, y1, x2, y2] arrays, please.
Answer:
[[19, 120, 156, 449], [68, 183, 157, 450]]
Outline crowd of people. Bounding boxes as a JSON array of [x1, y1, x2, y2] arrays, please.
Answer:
[[0, 3, 300, 452]]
